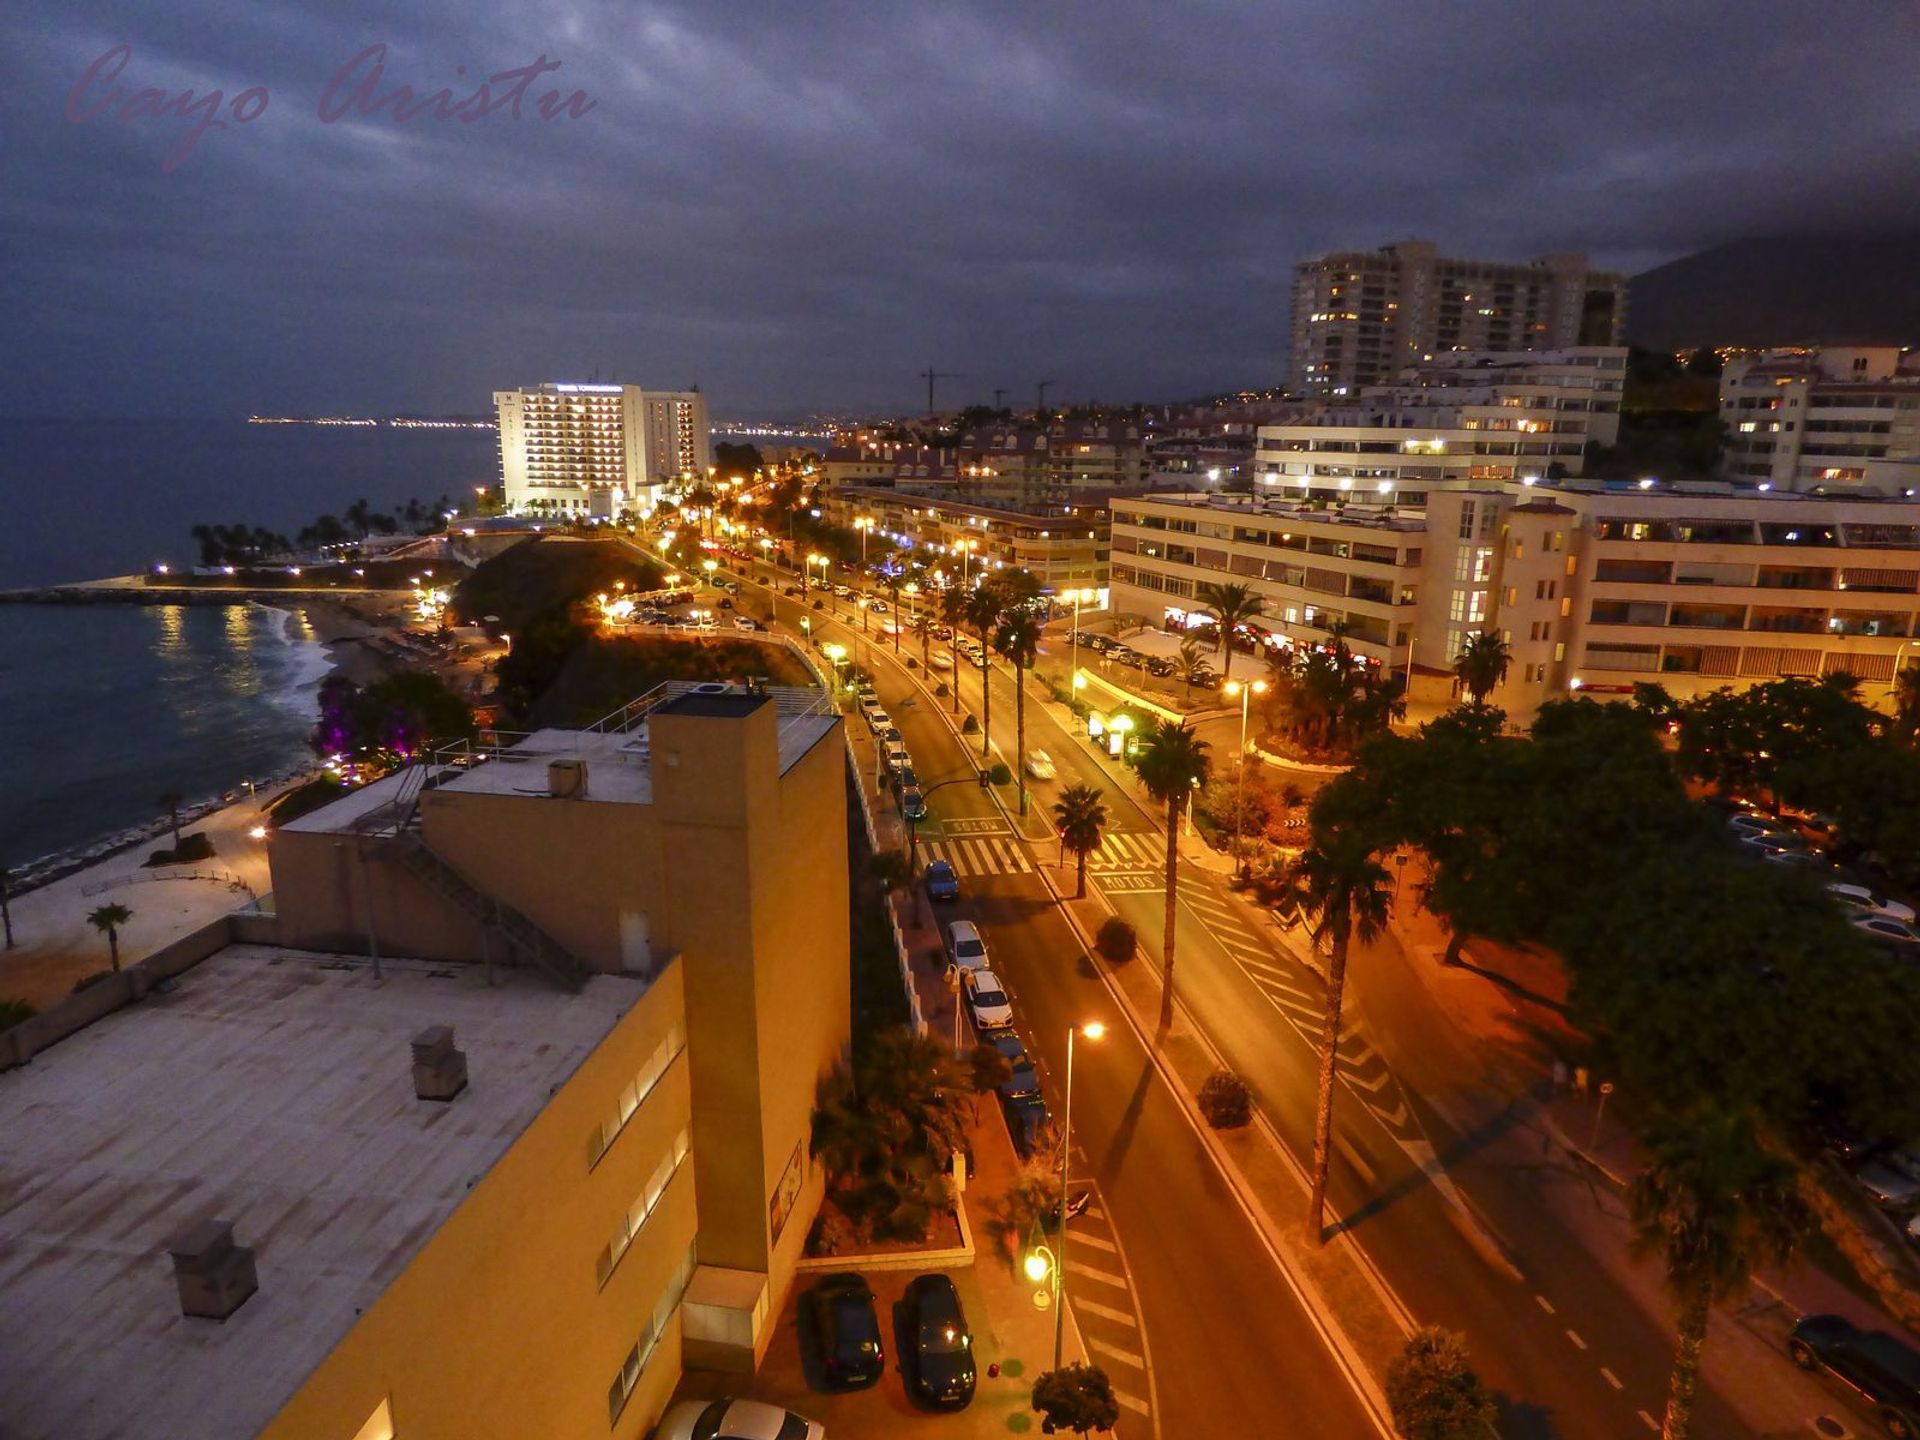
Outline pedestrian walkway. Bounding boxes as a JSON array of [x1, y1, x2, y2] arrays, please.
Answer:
[[1063, 1193, 1155, 1423], [921, 834, 1032, 878]]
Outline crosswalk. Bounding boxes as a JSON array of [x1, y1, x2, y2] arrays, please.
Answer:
[[922, 828, 1166, 880], [919, 834, 1032, 877], [1064, 1190, 1156, 1431]]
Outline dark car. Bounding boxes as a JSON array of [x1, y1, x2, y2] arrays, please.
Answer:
[[905, 1274, 977, 1409], [1790, 1313, 1920, 1437], [810, 1272, 884, 1389], [990, 1033, 1040, 1098], [1000, 1090, 1053, 1159], [924, 859, 959, 902], [1145, 656, 1176, 678]]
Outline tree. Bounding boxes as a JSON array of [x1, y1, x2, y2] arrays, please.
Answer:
[[1094, 915, 1136, 964], [1053, 784, 1109, 898], [1031, 1363, 1120, 1436], [1893, 662, 1920, 746], [1132, 721, 1211, 981], [940, 585, 971, 714], [86, 903, 133, 972], [1175, 633, 1208, 702], [965, 583, 1005, 757], [1195, 580, 1263, 683], [154, 790, 184, 851], [1287, 828, 1390, 1244], [1385, 1327, 1499, 1440], [997, 609, 1043, 813], [881, 570, 906, 655], [1628, 1107, 1810, 1440], [1452, 631, 1511, 708]]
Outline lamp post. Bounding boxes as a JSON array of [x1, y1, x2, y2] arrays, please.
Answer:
[[1053, 1020, 1105, 1369], [805, 552, 826, 601], [1063, 587, 1092, 692], [955, 537, 976, 586], [1222, 680, 1268, 873], [702, 558, 718, 591]]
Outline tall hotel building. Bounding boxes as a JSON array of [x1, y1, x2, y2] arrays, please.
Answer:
[[495, 383, 711, 517], [1289, 239, 1628, 395]]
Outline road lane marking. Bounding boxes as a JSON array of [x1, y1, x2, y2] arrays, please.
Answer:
[[1535, 1295, 1556, 1314], [1086, 1336, 1147, 1369], [1638, 1410, 1659, 1432], [1069, 1229, 1117, 1253], [1566, 1329, 1587, 1351], [1115, 1391, 1151, 1416], [1069, 1261, 1130, 1290], [1071, 1296, 1140, 1328], [1601, 1367, 1623, 1390]]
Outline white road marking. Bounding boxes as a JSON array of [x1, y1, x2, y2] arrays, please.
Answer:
[[1086, 1336, 1148, 1369], [1535, 1294, 1556, 1314], [1070, 1228, 1118, 1252], [1114, 1390, 1151, 1416], [1069, 1260, 1130, 1290], [1071, 1296, 1140, 1328], [1566, 1329, 1588, 1351], [1638, 1409, 1660, 1432], [1601, 1367, 1623, 1390]]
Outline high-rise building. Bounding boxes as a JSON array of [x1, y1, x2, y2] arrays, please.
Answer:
[[0, 682, 850, 1440], [1289, 240, 1628, 395], [1720, 347, 1920, 494], [495, 383, 711, 517]]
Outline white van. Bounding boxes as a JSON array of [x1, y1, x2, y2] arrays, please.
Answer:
[[947, 920, 989, 972]]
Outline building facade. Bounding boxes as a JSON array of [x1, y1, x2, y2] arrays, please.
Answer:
[[1720, 347, 1920, 494], [0, 683, 850, 1440], [496, 383, 711, 517], [1288, 239, 1628, 395], [821, 485, 1110, 596], [1110, 481, 1920, 723]]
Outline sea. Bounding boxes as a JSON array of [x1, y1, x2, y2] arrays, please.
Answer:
[[0, 418, 499, 869]]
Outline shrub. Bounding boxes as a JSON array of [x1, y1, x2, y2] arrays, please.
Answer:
[[1385, 1327, 1498, 1440], [1094, 916, 1136, 965], [961, 714, 980, 735], [1031, 1363, 1120, 1435], [1198, 1069, 1252, 1129]]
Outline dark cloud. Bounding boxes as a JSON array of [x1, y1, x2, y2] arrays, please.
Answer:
[[4, 1, 1918, 418]]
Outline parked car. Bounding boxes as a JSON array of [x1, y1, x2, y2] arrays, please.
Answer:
[[902, 787, 927, 820], [1145, 656, 1176, 678], [718, 597, 735, 610], [924, 860, 960, 903], [1789, 1313, 1920, 1438], [1025, 749, 1056, 780], [1081, 633, 1114, 653], [1000, 1090, 1053, 1159], [1858, 1161, 1920, 1211], [1854, 915, 1920, 949], [947, 920, 989, 971], [931, 625, 953, 641], [1831, 883, 1918, 924], [733, 616, 759, 633], [879, 724, 904, 746], [1108, 647, 1144, 669], [990, 1032, 1040, 1098], [963, 968, 1013, 1030], [905, 1275, 978, 1410], [884, 741, 911, 774], [656, 1397, 825, 1440], [810, 1272, 884, 1389], [896, 766, 919, 792], [869, 600, 889, 614]]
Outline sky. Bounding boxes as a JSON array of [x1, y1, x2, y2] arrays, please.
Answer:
[[5, 1, 1920, 421]]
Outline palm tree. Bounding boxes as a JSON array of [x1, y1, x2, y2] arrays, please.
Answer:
[[1175, 634, 1208, 703], [1893, 661, 1920, 745], [940, 585, 971, 715], [996, 609, 1043, 813], [1287, 830, 1390, 1245], [882, 571, 906, 655], [345, 497, 373, 540], [1196, 581, 1264, 683], [1052, 784, 1109, 898], [1629, 1108, 1810, 1440], [1453, 631, 1512, 709], [1132, 721, 1211, 981], [966, 584, 1005, 757], [155, 790, 184, 852], [87, 903, 133, 972]]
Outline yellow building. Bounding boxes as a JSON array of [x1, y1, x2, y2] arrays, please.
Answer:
[[0, 683, 851, 1440]]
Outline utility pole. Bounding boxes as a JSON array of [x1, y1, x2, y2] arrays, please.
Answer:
[[0, 862, 13, 950], [1036, 379, 1057, 417]]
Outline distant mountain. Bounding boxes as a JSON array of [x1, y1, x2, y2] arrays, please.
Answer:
[[1628, 234, 1920, 350]]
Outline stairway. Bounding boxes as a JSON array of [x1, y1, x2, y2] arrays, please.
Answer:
[[386, 834, 592, 992]]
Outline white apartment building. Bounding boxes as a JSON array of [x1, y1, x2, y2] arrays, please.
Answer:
[[1720, 348, 1920, 494], [1289, 240, 1628, 395], [1110, 478, 1920, 724], [496, 383, 711, 517], [1256, 349, 1625, 496], [821, 485, 1110, 595]]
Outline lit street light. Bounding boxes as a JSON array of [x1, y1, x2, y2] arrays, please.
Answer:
[[1222, 679, 1268, 873], [1051, 1020, 1105, 1369]]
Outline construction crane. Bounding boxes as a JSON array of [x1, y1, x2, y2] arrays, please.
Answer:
[[920, 368, 963, 417], [992, 388, 1008, 411], [1036, 379, 1058, 417]]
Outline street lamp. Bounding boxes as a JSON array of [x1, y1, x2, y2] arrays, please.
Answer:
[[1061, 587, 1094, 688], [1222, 680, 1268, 872], [702, 558, 718, 590], [954, 537, 976, 586], [804, 552, 826, 600], [1053, 1020, 1106, 1369]]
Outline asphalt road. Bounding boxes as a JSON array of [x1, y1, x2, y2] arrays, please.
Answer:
[[734, 556, 1383, 1439]]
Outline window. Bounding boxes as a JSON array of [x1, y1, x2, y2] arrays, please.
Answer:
[[1511, 540, 1525, 560], [1504, 587, 1518, 606], [598, 1128, 692, 1287], [1553, 642, 1567, 661], [608, 1240, 698, 1424], [1560, 597, 1572, 617], [1535, 580, 1557, 601], [589, 1025, 687, 1170], [1458, 501, 1477, 540], [350, 1401, 394, 1440]]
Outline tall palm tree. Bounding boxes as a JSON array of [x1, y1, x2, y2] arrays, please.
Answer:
[[1287, 830, 1391, 1245], [965, 583, 1005, 757], [996, 609, 1043, 813], [1629, 1108, 1810, 1440], [1195, 581, 1264, 683], [155, 791, 184, 852], [1893, 661, 1920, 745], [1052, 784, 1109, 898], [1132, 721, 1212, 981], [882, 571, 906, 655], [1453, 631, 1512, 709], [87, 903, 133, 972], [940, 585, 971, 715]]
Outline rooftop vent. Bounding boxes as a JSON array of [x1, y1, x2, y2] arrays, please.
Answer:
[[411, 1025, 469, 1102], [548, 758, 588, 799], [168, 1220, 258, 1321]]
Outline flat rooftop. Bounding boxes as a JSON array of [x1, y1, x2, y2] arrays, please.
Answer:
[[0, 945, 643, 1440]]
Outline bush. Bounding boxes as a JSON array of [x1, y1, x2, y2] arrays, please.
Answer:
[[1094, 916, 1136, 965], [1031, 1363, 1120, 1435], [961, 714, 980, 735], [1198, 1069, 1252, 1129], [1385, 1327, 1498, 1440]]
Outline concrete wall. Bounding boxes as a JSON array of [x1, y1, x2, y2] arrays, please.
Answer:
[[259, 961, 699, 1440]]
